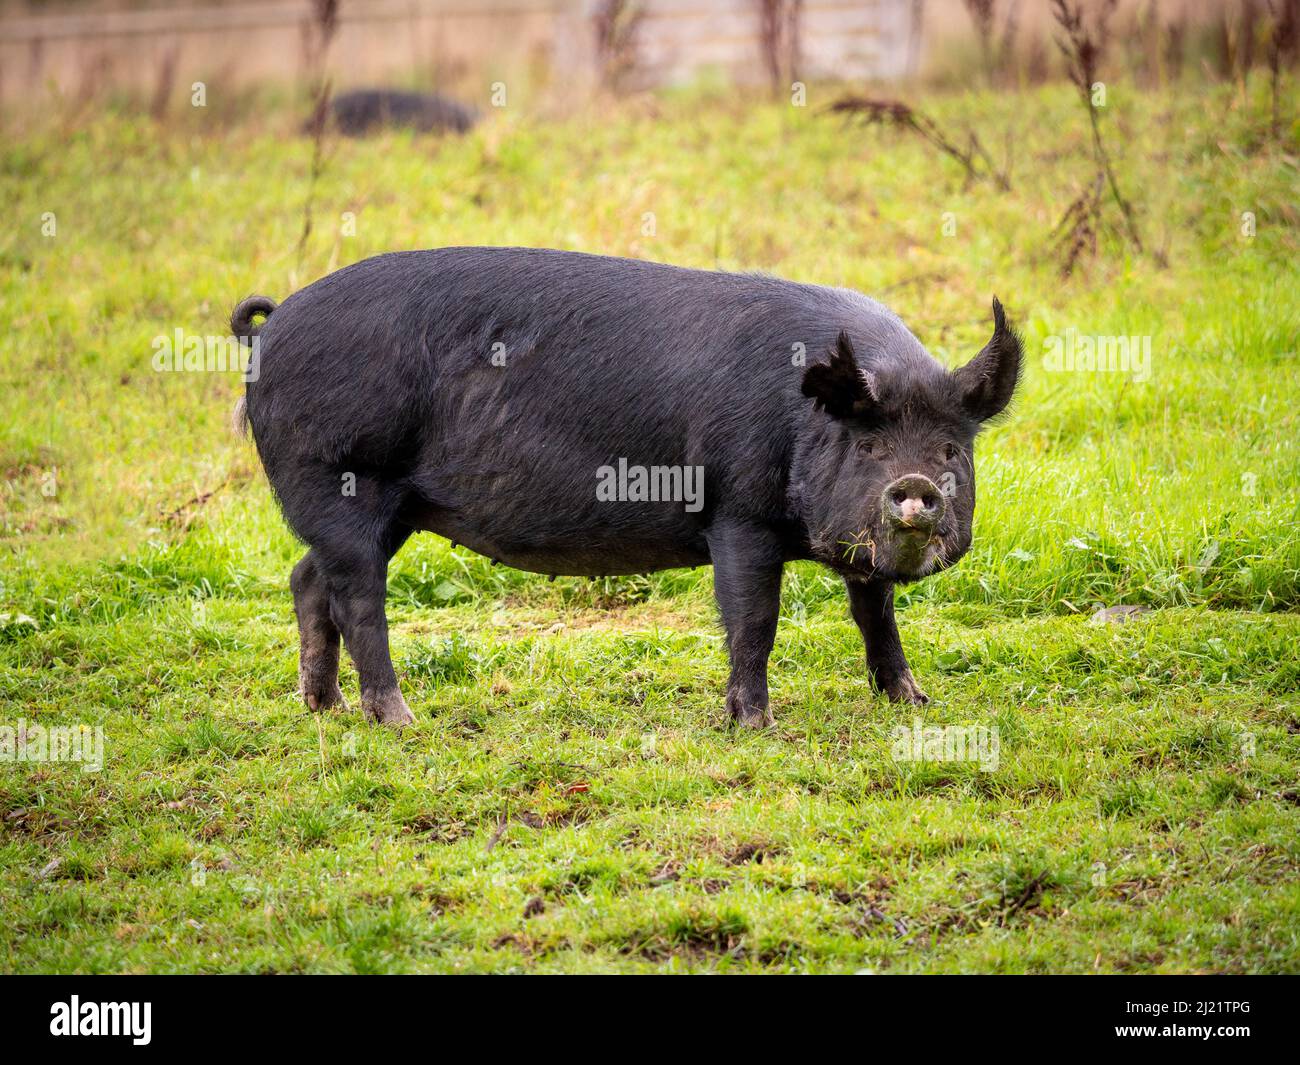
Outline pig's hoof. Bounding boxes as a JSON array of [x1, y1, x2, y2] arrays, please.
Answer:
[[726, 691, 774, 729], [881, 672, 929, 705], [362, 687, 416, 727], [300, 670, 348, 712]]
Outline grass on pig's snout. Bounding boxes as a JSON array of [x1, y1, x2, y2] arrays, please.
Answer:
[[1, 78, 1298, 972], [838, 532, 877, 567]]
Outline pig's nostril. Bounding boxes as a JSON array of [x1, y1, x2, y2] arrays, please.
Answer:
[[921, 494, 937, 509], [891, 489, 908, 505]]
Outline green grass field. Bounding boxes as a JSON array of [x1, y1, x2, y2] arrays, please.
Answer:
[[1, 80, 1298, 972]]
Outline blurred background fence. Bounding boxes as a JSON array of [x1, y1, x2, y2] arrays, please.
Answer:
[[0, 0, 1287, 115]]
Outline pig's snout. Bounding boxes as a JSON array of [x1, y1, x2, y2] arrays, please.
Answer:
[[882, 474, 945, 533]]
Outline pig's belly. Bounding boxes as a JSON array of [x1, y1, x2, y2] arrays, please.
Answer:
[[404, 502, 712, 577]]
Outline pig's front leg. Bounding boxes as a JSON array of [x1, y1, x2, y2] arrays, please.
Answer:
[[845, 579, 929, 705], [707, 522, 784, 729]]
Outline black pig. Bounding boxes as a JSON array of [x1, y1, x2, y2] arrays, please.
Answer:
[[233, 248, 1021, 727], [321, 89, 477, 137]]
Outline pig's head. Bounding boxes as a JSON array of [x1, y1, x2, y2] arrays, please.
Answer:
[[793, 299, 1021, 584]]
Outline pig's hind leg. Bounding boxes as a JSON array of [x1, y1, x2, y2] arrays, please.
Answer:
[[283, 473, 416, 727], [291, 549, 346, 711], [318, 521, 415, 727]]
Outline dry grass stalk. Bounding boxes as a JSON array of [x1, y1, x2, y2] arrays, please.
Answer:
[[592, 0, 646, 92], [757, 0, 803, 97], [297, 0, 340, 269], [1268, 0, 1299, 137], [1050, 0, 1143, 272], [825, 95, 1012, 191], [149, 45, 179, 122], [962, 0, 1019, 85]]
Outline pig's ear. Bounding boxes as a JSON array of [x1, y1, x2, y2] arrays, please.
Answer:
[[801, 330, 878, 419], [953, 297, 1022, 422]]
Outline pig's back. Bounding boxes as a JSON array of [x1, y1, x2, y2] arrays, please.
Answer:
[[248, 247, 917, 514]]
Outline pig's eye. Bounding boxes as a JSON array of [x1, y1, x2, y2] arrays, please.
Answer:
[[856, 438, 886, 460], [942, 443, 959, 462]]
